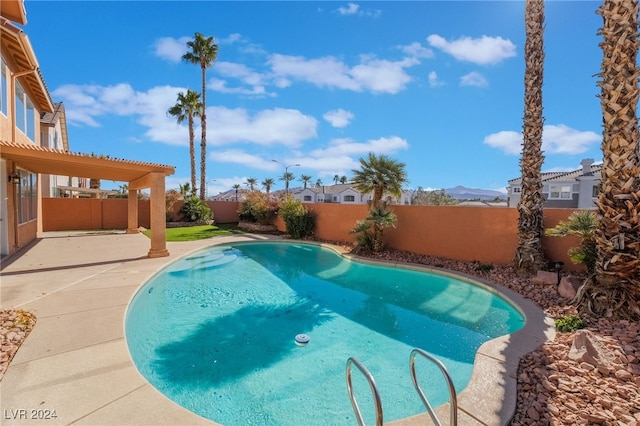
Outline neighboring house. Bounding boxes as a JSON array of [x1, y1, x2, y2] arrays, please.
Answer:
[[291, 184, 413, 205], [507, 158, 601, 209], [1, 0, 175, 259], [39, 102, 89, 197]]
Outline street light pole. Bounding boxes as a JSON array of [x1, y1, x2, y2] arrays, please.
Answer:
[[272, 159, 300, 195]]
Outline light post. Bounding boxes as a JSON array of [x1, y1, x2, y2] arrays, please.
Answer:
[[272, 159, 300, 194]]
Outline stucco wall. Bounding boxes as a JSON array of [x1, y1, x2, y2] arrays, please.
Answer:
[[41, 198, 586, 272]]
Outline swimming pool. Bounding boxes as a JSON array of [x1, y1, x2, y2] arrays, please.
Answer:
[[125, 241, 525, 425]]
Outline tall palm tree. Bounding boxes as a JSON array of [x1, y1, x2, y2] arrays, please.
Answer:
[[300, 174, 312, 189], [183, 33, 218, 200], [333, 174, 340, 185], [352, 152, 408, 252], [578, 0, 640, 320], [352, 152, 408, 209], [280, 171, 295, 194], [89, 178, 100, 199], [514, 0, 547, 276], [315, 178, 323, 188], [340, 175, 348, 184], [245, 177, 258, 191], [168, 90, 202, 192], [261, 178, 275, 194], [232, 183, 241, 201]]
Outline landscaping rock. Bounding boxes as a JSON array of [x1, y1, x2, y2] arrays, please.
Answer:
[[531, 270, 558, 285], [558, 275, 584, 299], [569, 329, 617, 371]]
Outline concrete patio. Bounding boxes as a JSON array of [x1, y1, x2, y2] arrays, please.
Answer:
[[0, 232, 554, 425]]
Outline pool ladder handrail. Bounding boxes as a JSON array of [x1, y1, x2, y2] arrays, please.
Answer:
[[346, 349, 458, 426], [410, 348, 458, 426], [346, 357, 384, 426]]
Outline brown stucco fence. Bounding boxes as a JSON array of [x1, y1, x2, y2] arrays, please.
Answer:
[[42, 199, 583, 271]]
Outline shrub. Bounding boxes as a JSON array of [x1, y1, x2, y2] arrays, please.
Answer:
[[238, 191, 278, 225], [554, 314, 586, 332], [278, 197, 315, 239], [545, 211, 598, 273], [180, 195, 212, 222], [165, 189, 182, 221]]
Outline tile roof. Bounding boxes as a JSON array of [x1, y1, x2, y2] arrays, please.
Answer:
[[508, 163, 602, 185]]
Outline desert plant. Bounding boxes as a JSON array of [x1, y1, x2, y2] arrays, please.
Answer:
[[165, 189, 182, 221], [545, 210, 598, 273], [278, 197, 315, 239], [554, 314, 585, 332], [180, 195, 212, 222], [238, 191, 278, 225], [350, 205, 397, 253]]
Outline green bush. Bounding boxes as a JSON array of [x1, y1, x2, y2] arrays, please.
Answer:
[[180, 195, 212, 222], [278, 197, 315, 239], [238, 191, 278, 225], [554, 314, 586, 332]]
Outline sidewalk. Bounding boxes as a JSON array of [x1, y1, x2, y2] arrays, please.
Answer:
[[0, 232, 272, 425]]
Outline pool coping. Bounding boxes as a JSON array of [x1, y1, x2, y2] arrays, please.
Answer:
[[0, 234, 555, 426]]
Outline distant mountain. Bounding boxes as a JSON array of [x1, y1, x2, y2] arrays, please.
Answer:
[[443, 185, 507, 201]]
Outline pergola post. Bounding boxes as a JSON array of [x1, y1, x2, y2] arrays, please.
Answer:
[[147, 172, 169, 258], [126, 188, 139, 234]]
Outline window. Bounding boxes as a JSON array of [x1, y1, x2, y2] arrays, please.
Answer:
[[592, 185, 600, 198], [549, 184, 572, 199], [344, 195, 355, 202], [512, 187, 521, 193], [17, 170, 38, 224], [15, 81, 36, 141], [0, 58, 7, 116], [303, 195, 312, 202]]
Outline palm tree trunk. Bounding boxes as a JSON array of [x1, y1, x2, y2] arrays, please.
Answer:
[[515, 0, 547, 275], [188, 115, 196, 192], [200, 65, 207, 200], [577, 0, 640, 320]]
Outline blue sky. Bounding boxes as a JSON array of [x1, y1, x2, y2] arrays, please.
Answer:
[[23, 1, 603, 195]]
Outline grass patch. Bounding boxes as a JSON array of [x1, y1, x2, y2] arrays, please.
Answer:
[[143, 223, 245, 242]]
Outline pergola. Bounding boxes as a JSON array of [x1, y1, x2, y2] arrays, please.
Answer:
[[1, 140, 175, 257]]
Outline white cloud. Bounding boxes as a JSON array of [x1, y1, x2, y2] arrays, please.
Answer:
[[207, 107, 318, 147], [324, 109, 355, 128], [460, 71, 488, 87], [400, 42, 434, 59], [483, 125, 600, 155], [336, 3, 381, 18], [338, 3, 359, 15], [153, 36, 191, 62], [269, 53, 417, 94], [427, 34, 516, 65], [428, 71, 444, 87], [52, 83, 318, 149], [213, 150, 277, 170]]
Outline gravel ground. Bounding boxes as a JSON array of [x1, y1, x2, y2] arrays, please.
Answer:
[[1, 246, 638, 425]]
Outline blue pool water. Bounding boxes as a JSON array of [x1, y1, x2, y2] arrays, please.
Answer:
[[125, 241, 525, 425]]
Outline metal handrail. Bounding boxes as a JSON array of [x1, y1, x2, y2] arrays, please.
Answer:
[[409, 348, 458, 426], [346, 357, 383, 426]]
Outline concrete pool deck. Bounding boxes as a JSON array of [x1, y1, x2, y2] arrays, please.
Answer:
[[0, 232, 555, 425]]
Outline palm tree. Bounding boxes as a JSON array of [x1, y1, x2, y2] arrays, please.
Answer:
[[300, 174, 312, 189], [545, 210, 598, 273], [350, 205, 398, 253], [168, 89, 202, 192], [333, 174, 340, 185], [179, 182, 192, 197], [245, 177, 258, 191], [340, 175, 348, 184], [315, 178, 323, 188], [183, 33, 218, 200], [261, 178, 275, 194], [352, 152, 408, 209], [280, 171, 295, 194], [352, 152, 408, 252], [577, 0, 640, 320], [232, 183, 241, 201], [514, 0, 547, 276]]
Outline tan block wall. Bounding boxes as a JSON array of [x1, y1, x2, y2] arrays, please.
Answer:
[[41, 198, 585, 272]]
